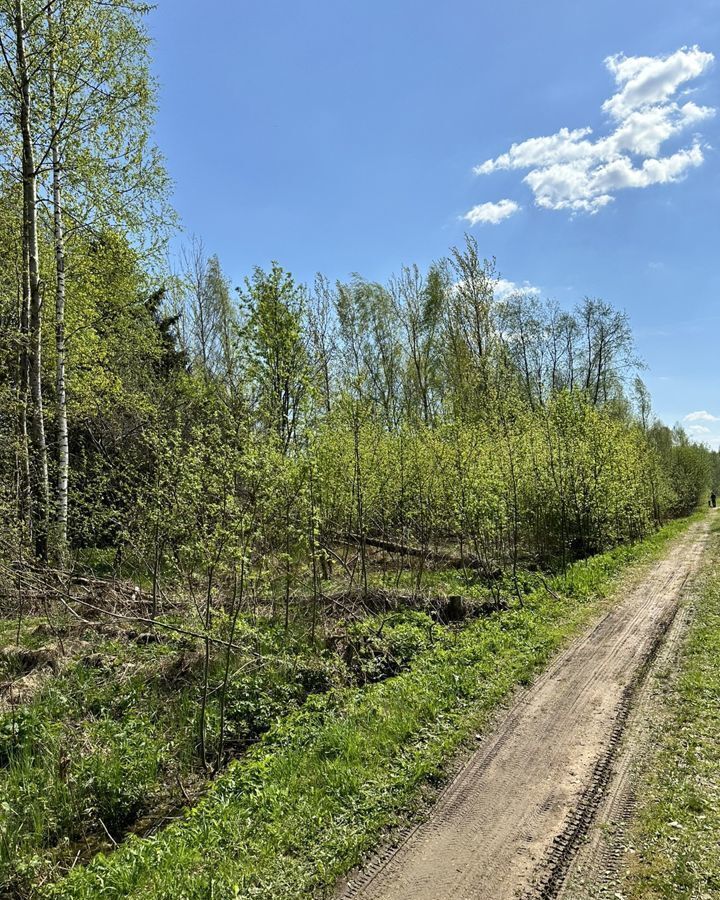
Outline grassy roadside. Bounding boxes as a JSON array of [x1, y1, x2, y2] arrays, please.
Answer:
[[43, 515, 701, 900], [622, 515, 720, 899], [1, 605, 453, 893]]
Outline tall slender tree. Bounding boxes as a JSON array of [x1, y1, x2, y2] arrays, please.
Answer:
[[0, 0, 170, 559], [46, 0, 68, 559], [0, 0, 51, 558]]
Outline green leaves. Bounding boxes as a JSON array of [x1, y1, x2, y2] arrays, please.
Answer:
[[46, 519, 690, 900], [238, 263, 310, 453]]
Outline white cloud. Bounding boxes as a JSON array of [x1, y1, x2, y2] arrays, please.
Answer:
[[463, 199, 520, 225], [686, 426, 720, 451], [684, 410, 720, 422], [524, 142, 704, 212], [494, 278, 540, 299], [603, 47, 714, 120], [473, 127, 595, 175], [472, 46, 715, 213]]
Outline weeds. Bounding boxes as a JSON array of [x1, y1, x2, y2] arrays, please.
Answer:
[[42, 516, 696, 900], [0, 600, 456, 894]]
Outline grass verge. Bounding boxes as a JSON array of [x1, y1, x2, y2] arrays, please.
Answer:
[[44, 514, 701, 900], [621, 515, 720, 899]]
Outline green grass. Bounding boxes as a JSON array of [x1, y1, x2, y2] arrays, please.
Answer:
[[0, 604, 453, 895], [621, 516, 720, 899], [0, 642, 198, 894], [44, 514, 700, 900]]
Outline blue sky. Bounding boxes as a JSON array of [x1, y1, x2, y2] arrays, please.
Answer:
[[148, 0, 720, 444]]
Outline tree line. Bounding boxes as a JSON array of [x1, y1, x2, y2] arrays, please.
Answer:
[[0, 2, 716, 616]]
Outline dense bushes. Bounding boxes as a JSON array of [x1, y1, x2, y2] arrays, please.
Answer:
[[314, 394, 669, 572], [1, 227, 716, 618]]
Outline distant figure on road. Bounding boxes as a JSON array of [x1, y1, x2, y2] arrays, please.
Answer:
[[711, 492, 716, 508]]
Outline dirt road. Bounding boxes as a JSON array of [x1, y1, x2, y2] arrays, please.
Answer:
[[557, 550, 703, 900], [339, 519, 710, 900]]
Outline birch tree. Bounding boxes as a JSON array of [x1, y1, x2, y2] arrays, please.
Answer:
[[0, 0, 50, 558], [0, 0, 170, 559]]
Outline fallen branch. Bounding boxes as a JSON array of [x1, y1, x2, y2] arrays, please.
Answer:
[[331, 533, 500, 576], [60, 594, 258, 654], [0, 561, 257, 657], [538, 574, 562, 602]]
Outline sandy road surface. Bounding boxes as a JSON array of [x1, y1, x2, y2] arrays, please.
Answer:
[[556, 593, 696, 900], [339, 519, 710, 900]]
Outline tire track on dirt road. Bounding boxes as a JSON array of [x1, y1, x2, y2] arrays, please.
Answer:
[[338, 518, 710, 900], [556, 568, 702, 900]]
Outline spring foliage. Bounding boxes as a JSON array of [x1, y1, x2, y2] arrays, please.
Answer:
[[0, 230, 717, 585]]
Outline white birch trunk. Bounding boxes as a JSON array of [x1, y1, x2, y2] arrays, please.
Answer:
[[48, 2, 69, 562], [16, 0, 50, 560]]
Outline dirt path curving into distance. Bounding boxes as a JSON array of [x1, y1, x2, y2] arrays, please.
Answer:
[[338, 517, 710, 900]]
